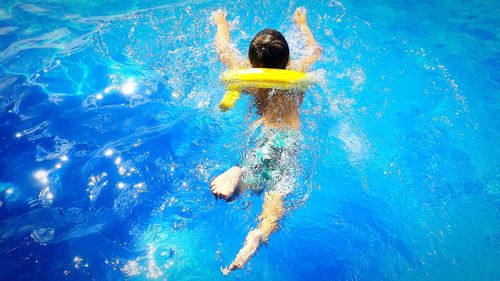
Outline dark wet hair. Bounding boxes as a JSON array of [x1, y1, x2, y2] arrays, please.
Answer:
[[248, 29, 290, 69]]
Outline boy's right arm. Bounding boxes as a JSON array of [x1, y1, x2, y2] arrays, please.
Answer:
[[212, 10, 248, 69], [291, 8, 322, 72]]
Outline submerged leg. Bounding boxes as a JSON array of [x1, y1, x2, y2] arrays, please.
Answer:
[[210, 166, 244, 201], [222, 192, 285, 275]]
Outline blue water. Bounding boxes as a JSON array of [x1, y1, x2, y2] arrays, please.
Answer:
[[0, 0, 499, 280]]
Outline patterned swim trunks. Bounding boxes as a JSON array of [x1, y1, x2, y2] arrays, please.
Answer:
[[241, 126, 302, 195]]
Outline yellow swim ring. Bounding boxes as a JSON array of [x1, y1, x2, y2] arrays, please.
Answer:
[[219, 68, 312, 111]]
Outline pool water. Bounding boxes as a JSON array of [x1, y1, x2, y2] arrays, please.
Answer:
[[0, 0, 499, 280]]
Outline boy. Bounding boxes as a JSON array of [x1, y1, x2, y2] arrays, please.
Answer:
[[210, 8, 322, 275]]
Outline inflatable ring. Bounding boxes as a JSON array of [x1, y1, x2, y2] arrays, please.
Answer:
[[219, 68, 312, 111]]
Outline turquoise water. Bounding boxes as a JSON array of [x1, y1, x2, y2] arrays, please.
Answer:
[[0, 0, 499, 280]]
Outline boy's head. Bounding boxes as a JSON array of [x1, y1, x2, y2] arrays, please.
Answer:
[[248, 29, 289, 69]]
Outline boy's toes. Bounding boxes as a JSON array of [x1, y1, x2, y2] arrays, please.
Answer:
[[221, 266, 231, 275], [212, 188, 220, 197]]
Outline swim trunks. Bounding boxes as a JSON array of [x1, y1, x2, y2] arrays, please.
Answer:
[[241, 126, 301, 195]]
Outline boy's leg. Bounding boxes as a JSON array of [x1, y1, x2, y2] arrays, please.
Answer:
[[210, 166, 244, 201], [222, 192, 285, 275], [211, 145, 263, 201], [257, 192, 285, 242]]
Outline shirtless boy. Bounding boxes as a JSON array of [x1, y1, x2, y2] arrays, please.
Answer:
[[210, 7, 322, 275]]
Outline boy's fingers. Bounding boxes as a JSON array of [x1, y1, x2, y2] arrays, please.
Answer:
[[215, 9, 226, 17]]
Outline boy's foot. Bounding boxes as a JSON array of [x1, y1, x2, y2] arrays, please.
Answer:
[[210, 166, 243, 201]]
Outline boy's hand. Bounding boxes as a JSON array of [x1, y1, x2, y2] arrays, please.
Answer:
[[293, 7, 307, 25], [291, 7, 322, 71], [212, 9, 227, 25]]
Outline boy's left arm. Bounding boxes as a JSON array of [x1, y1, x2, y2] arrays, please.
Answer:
[[290, 8, 323, 72], [212, 10, 249, 69]]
